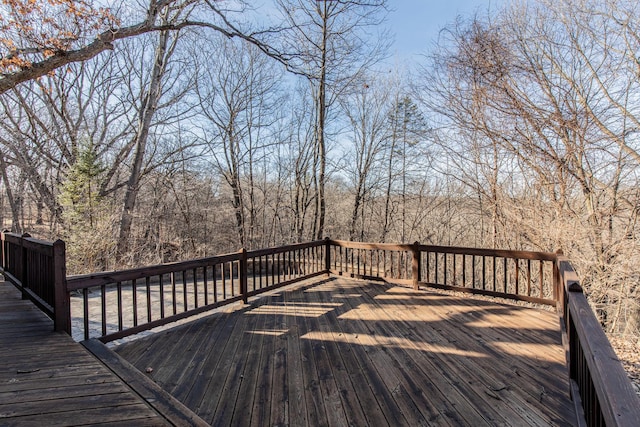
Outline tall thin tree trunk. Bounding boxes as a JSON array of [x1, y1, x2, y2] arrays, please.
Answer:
[[0, 153, 21, 233], [315, 2, 329, 240], [117, 28, 170, 261]]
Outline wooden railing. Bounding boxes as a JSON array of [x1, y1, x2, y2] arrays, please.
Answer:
[[66, 240, 327, 342], [0, 231, 69, 333], [328, 240, 640, 427], [556, 256, 640, 426], [328, 240, 557, 306], [3, 234, 639, 425]]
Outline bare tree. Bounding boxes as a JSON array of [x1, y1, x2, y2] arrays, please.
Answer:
[[274, 0, 389, 239], [0, 0, 293, 94], [340, 77, 390, 240], [194, 34, 283, 248], [419, 0, 640, 334]]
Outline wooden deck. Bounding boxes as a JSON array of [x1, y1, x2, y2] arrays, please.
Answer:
[[0, 280, 205, 426], [114, 277, 577, 426]]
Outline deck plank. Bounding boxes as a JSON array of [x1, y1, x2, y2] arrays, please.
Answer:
[[114, 277, 578, 426], [0, 281, 200, 426]]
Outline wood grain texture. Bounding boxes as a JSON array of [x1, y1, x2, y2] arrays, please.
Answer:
[[0, 281, 185, 426], [115, 277, 578, 426]]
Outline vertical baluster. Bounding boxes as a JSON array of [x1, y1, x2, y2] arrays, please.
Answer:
[[443, 253, 448, 285], [146, 276, 152, 322], [230, 262, 235, 297], [271, 253, 275, 286], [452, 254, 457, 286], [203, 266, 209, 306], [462, 254, 466, 287], [222, 263, 227, 299], [116, 281, 123, 331], [100, 285, 107, 336], [182, 270, 188, 311], [471, 255, 475, 288], [425, 251, 431, 283], [171, 272, 177, 315], [527, 260, 531, 296], [160, 274, 165, 319], [213, 265, 218, 303], [83, 288, 89, 341], [363, 248, 367, 276], [132, 279, 138, 327], [503, 258, 508, 293], [539, 261, 544, 299], [492, 256, 497, 291], [194, 268, 199, 309], [250, 257, 255, 291], [515, 259, 519, 295], [482, 256, 486, 290]]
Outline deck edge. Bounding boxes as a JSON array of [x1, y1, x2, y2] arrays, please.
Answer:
[[82, 338, 210, 427]]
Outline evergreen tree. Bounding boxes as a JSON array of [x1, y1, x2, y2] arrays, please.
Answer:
[[59, 140, 113, 272]]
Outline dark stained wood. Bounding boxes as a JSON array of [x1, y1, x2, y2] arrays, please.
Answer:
[[0, 281, 198, 426], [114, 277, 578, 426], [81, 339, 209, 427]]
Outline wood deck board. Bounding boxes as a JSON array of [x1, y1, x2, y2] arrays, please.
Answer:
[[410, 289, 575, 422], [354, 286, 539, 426], [115, 277, 577, 426], [0, 281, 178, 426]]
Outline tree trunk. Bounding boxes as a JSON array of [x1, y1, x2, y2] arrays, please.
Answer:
[[0, 153, 22, 233], [117, 28, 170, 261], [315, 2, 329, 240]]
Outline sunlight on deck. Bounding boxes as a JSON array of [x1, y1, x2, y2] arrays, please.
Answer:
[[490, 342, 563, 363], [299, 330, 488, 357], [113, 278, 577, 426], [246, 302, 342, 317], [245, 329, 288, 336]]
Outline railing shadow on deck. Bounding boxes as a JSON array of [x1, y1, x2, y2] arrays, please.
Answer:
[[1, 231, 639, 426]]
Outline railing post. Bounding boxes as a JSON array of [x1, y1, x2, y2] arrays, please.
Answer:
[[412, 241, 421, 290], [239, 248, 248, 304], [0, 230, 5, 271], [325, 237, 331, 276], [53, 239, 71, 334], [554, 249, 563, 309]]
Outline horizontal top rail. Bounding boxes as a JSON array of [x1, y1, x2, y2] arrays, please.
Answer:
[[246, 239, 326, 258], [329, 239, 557, 261], [2, 232, 55, 256], [66, 251, 244, 291], [418, 244, 557, 261], [557, 257, 640, 427], [329, 239, 416, 252]]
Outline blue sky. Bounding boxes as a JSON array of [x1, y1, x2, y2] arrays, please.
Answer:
[[386, 0, 504, 60]]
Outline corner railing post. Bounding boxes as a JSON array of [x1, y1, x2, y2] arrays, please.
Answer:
[[325, 237, 331, 276], [554, 249, 563, 310], [412, 241, 421, 290], [240, 248, 248, 304], [53, 239, 71, 334]]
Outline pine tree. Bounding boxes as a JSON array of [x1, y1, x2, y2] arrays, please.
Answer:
[[59, 140, 113, 272]]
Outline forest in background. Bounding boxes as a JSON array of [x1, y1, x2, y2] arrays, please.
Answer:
[[0, 0, 639, 341]]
